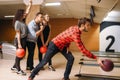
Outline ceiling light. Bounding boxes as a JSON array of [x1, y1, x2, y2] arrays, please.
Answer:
[[4, 15, 15, 18], [45, 2, 61, 6], [23, 0, 44, 5], [107, 11, 120, 17]]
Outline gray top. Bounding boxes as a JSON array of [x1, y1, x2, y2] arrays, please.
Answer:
[[27, 20, 39, 43], [14, 20, 28, 38]]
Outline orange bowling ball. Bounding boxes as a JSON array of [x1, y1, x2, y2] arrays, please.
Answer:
[[40, 46, 47, 54], [16, 48, 25, 58]]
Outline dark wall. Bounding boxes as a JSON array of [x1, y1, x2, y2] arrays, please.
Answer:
[[0, 18, 100, 52], [0, 19, 15, 42]]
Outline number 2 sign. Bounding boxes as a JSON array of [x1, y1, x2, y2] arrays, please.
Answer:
[[100, 21, 120, 52]]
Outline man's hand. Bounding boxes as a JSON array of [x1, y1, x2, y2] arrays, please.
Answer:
[[97, 58, 104, 67], [40, 25, 45, 31], [67, 47, 69, 53]]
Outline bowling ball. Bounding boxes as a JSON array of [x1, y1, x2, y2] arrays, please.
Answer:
[[40, 46, 47, 54], [16, 48, 25, 58], [100, 59, 114, 72]]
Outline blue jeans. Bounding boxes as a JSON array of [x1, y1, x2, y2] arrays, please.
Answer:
[[29, 41, 74, 79]]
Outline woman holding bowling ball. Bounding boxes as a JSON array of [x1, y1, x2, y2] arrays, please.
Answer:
[[11, 0, 32, 75]]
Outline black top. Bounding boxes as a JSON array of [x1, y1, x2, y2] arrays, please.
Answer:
[[43, 24, 50, 42]]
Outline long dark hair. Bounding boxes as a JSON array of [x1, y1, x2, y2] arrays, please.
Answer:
[[78, 17, 91, 27], [13, 9, 25, 25]]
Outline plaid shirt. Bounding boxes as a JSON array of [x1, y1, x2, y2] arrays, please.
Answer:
[[52, 26, 96, 59]]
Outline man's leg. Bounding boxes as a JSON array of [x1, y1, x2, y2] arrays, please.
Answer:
[[61, 48, 74, 79], [26, 41, 35, 70], [28, 42, 59, 79]]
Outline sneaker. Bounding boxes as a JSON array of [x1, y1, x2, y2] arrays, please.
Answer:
[[62, 78, 70, 80], [26, 67, 34, 73], [28, 77, 33, 80], [26, 67, 34, 71], [48, 65, 56, 71], [41, 67, 45, 70], [11, 67, 18, 72], [26, 67, 30, 70], [17, 70, 26, 75]]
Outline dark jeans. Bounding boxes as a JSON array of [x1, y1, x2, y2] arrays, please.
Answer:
[[13, 37, 27, 71], [30, 41, 74, 79], [37, 37, 52, 66], [26, 41, 36, 70]]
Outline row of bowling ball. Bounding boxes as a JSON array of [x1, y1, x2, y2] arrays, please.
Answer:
[[16, 46, 47, 58]]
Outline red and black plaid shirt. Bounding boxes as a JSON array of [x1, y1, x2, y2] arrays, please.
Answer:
[[52, 26, 96, 59]]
